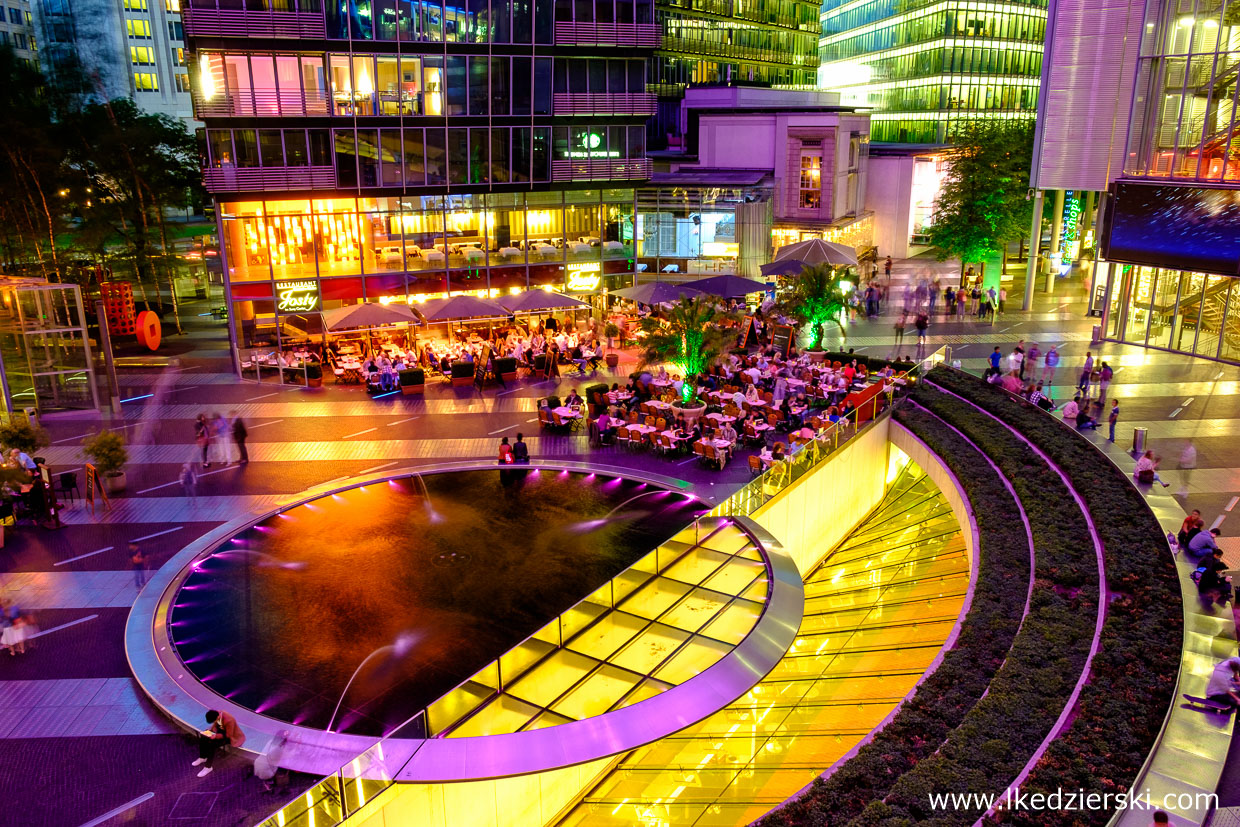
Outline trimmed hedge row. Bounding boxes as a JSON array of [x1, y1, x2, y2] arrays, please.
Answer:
[[860, 387, 1098, 824], [762, 406, 1032, 827], [925, 367, 1182, 826]]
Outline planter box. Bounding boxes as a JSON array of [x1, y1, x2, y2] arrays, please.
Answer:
[[105, 471, 127, 494], [605, 353, 620, 368], [493, 357, 518, 383], [399, 368, 425, 395]]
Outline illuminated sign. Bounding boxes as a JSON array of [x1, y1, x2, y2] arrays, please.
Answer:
[[565, 263, 601, 293], [701, 242, 739, 257], [568, 131, 619, 158], [276, 280, 320, 313]]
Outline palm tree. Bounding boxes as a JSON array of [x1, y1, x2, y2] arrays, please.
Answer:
[[638, 296, 738, 407], [775, 264, 852, 351]]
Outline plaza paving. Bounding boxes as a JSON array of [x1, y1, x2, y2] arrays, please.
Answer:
[[0, 265, 1234, 826]]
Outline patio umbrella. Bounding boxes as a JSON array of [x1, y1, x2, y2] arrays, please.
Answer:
[[763, 238, 859, 274], [322, 302, 420, 331], [609, 282, 704, 305], [496, 289, 589, 313], [688, 274, 771, 298], [760, 258, 812, 277], [414, 294, 510, 322]]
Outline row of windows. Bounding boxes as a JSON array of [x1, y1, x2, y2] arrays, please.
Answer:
[[821, 10, 1046, 62], [187, 0, 653, 43], [648, 54, 815, 87], [131, 45, 154, 65], [663, 19, 819, 67], [6, 7, 29, 24], [0, 30, 31, 49], [823, 42, 1042, 82], [205, 125, 646, 187], [134, 71, 159, 90], [821, 0, 1045, 37], [855, 81, 1037, 113], [124, 0, 182, 10], [127, 18, 152, 37], [661, 0, 818, 29]]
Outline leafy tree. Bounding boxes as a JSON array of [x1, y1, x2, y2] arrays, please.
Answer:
[[926, 120, 1035, 267], [775, 264, 851, 350], [637, 296, 738, 407]]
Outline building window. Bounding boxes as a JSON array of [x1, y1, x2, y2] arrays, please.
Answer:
[[7, 7, 19, 23], [127, 18, 152, 38], [0, 31, 10, 46], [124, 0, 148, 9], [13, 32, 25, 49], [172, 47, 184, 66], [799, 155, 821, 209], [175, 72, 191, 92], [134, 72, 159, 91], [166, 0, 180, 11], [168, 21, 183, 40], [131, 46, 155, 65]]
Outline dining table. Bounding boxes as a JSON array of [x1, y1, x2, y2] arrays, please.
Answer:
[[553, 407, 582, 420]]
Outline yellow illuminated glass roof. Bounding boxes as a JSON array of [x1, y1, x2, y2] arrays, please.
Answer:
[[428, 521, 772, 738], [557, 463, 970, 826]]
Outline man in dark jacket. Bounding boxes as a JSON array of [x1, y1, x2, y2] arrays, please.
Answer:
[[512, 433, 530, 464], [231, 412, 248, 465]]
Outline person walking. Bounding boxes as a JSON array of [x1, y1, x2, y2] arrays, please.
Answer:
[[512, 433, 530, 464], [211, 413, 231, 465], [1108, 398, 1119, 443], [130, 543, 147, 588], [956, 287, 967, 317], [894, 312, 907, 347], [914, 312, 929, 348], [928, 280, 940, 315], [1009, 346, 1024, 379], [998, 286, 1007, 315], [231, 412, 249, 465], [1077, 352, 1094, 396], [194, 414, 211, 469], [180, 462, 198, 503], [1179, 441, 1197, 496], [1098, 362, 1113, 402], [193, 709, 245, 777], [884, 255, 892, 280], [1042, 345, 1059, 386], [1026, 342, 1040, 380], [945, 285, 956, 317]]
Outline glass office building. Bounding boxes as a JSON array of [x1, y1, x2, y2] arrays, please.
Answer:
[[818, 0, 1046, 143], [1100, 0, 1240, 365], [183, 0, 655, 368], [648, 0, 821, 146]]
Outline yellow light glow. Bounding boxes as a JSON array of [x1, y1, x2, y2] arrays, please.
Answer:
[[199, 54, 217, 100], [425, 67, 443, 115], [356, 62, 374, 95], [1179, 15, 1194, 25]]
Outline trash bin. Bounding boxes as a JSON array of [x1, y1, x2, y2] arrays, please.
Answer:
[[1132, 426, 1147, 454], [1091, 324, 1102, 343]]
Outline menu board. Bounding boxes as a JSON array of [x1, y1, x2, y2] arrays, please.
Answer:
[[772, 324, 794, 357], [738, 316, 758, 349]]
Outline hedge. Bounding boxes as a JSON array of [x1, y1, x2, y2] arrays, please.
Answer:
[[762, 406, 1031, 827], [924, 367, 1181, 825], [857, 387, 1098, 824], [819, 351, 917, 373]]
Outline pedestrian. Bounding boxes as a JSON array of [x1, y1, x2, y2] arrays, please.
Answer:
[[1078, 351, 1094, 395], [180, 462, 198, 502], [512, 432, 530, 464], [1009, 346, 1024, 378], [970, 285, 981, 316], [1134, 449, 1170, 487], [498, 436, 514, 464], [989, 346, 1002, 373], [1108, 398, 1119, 442], [894, 312, 906, 346], [1043, 345, 1059, 386], [194, 414, 211, 469], [130, 542, 147, 588], [884, 255, 892, 279], [231, 411, 249, 464], [945, 285, 956, 317], [1179, 441, 1197, 496], [1098, 362, 1113, 401], [929, 280, 940, 315], [956, 287, 967, 317], [914, 312, 928, 347], [254, 730, 290, 794], [1, 603, 26, 656], [986, 286, 997, 317], [211, 413, 231, 465], [998, 286, 1007, 315], [1026, 342, 1040, 379], [192, 709, 245, 777]]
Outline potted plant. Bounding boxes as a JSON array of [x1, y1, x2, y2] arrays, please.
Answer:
[[82, 430, 129, 494], [638, 295, 738, 425], [399, 367, 425, 395], [0, 421, 50, 457], [493, 356, 518, 383], [604, 321, 620, 349], [450, 361, 475, 387], [305, 362, 323, 388], [776, 264, 850, 360]]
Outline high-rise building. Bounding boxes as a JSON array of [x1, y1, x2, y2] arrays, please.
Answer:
[[0, 0, 38, 69], [648, 0, 820, 146], [31, 0, 193, 122], [818, 0, 1047, 143], [183, 0, 654, 369]]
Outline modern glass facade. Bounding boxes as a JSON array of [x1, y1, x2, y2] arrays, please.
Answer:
[[183, 0, 655, 366], [1099, 0, 1240, 365], [648, 0, 821, 145], [818, 0, 1046, 143]]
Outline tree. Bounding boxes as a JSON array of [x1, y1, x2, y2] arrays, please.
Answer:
[[775, 264, 851, 350], [926, 119, 1035, 267], [638, 296, 738, 407]]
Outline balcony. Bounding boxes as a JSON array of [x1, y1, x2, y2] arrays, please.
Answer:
[[203, 165, 336, 193], [552, 92, 656, 116], [552, 158, 652, 182], [553, 22, 660, 47], [192, 89, 332, 119], [183, 8, 326, 39]]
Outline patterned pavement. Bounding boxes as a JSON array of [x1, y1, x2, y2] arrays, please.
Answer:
[[1, 268, 1237, 826]]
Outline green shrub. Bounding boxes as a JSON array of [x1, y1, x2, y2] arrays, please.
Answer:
[[82, 430, 129, 477], [0, 421, 49, 455]]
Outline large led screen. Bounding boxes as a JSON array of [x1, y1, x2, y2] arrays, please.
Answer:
[[1103, 182, 1240, 276]]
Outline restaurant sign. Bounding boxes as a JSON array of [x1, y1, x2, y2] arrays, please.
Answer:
[[276, 280, 320, 313], [565, 263, 601, 293]]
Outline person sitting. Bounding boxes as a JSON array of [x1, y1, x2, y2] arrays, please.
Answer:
[[718, 421, 738, 446], [1179, 510, 1203, 548], [564, 388, 584, 408], [192, 710, 245, 778], [1206, 655, 1240, 707], [1189, 527, 1223, 558], [1061, 395, 1081, 424], [596, 410, 616, 443], [1134, 449, 1169, 487], [1000, 371, 1024, 394], [1029, 382, 1055, 412], [1195, 548, 1232, 605], [770, 442, 786, 462], [827, 405, 842, 425], [745, 383, 760, 404]]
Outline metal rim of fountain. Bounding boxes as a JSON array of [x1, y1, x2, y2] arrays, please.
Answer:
[[125, 460, 803, 781]]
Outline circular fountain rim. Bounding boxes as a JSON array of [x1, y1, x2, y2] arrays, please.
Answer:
[[126, 460, 803, 782]]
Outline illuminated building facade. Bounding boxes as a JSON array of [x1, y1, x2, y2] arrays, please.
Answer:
[[182, 0, 654, 367], [648, 0, 821, 147], [32, 0, 193, 123], [818, 0, 1047, 143], [1096, 0, 1240, 363], [1, 0, 38, 70]]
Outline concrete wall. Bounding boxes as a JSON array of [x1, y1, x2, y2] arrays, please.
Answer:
[[751, 416, 891, 578], [865, 154, 914, 260]]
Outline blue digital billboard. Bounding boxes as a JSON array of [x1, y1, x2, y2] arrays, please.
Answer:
[[1104, 182, 1240, 276]]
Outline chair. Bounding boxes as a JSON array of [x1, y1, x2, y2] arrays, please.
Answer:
[[58, 471, 80, 503], [616, 426, 631, 450], [630, 429, 648, 451], [763, 391, 774, 403], [748, 455, 763, 477], [658, 433, 675, 456], [703, 443, 722, 469], [539, 409, 555, 428], [693, 441, 707, 463], [655, 417, 667, 431], [645, 415, 656, 427], [626, 412, 638, 424]]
